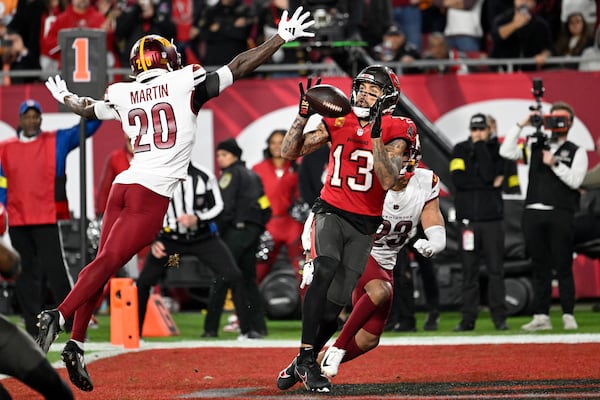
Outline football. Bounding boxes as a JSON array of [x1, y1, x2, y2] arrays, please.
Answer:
[[305, 84, 352, 118]]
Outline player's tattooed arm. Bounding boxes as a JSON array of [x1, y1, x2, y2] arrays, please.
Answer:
[[281, 118, 329, 159], [373, 137, 403, 190]]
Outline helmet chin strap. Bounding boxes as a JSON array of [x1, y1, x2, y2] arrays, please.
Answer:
[[353, 106, 370, 119], [402, 171, 415, 181]]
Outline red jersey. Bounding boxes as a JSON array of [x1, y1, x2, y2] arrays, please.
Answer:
[[319, 113, 417, 217], [252, 159, 298, 217], [41, 5, 106, 62]]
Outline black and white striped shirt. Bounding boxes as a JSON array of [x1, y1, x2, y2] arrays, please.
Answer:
[[163, 162, 223, 235]]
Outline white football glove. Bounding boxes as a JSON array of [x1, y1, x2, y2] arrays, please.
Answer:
[[277, 6, 315, 43], [413, 225, 446, 258], [300, 260, 314, 289], [45, 74, 73, 104], [413, 239, 436, 258]]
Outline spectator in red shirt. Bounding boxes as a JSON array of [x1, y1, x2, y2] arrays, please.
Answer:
[[41, 0, 106, 67], [252, 129, 304, 284]]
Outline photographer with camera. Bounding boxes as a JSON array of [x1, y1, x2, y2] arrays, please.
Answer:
[[499, 81, 588, 331]]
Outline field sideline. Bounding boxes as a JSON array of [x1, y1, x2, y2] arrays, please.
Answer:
[[3, 308, 600, 399]]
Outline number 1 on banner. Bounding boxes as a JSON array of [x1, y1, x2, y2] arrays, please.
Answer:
[[72, 37, 91, 82]]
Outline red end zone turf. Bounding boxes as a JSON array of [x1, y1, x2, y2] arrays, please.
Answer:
[[3, 344, 600, 399]]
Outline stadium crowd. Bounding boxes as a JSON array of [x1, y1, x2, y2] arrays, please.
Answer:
[[0, 1, 599, 395], [0, 0, 600, 84]]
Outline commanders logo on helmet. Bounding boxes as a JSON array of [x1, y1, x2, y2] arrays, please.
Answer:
[[350, 65, 400, 115], [129, 35, 182, 76]]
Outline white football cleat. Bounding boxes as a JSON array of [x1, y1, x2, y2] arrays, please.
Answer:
[[320, 346, 346, 377]]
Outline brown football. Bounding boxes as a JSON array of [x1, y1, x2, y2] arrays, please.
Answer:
[[305, 84, 352, 118]]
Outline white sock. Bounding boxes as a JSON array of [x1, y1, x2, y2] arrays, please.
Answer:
[[58, 311, 66, 328]]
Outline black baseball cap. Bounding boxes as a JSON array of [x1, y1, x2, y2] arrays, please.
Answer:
[[469, 113, 488, 130]]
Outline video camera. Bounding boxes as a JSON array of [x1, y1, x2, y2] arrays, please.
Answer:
[[528, 78, 569, 146]]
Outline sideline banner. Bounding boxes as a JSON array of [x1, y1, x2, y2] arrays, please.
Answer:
[[0, 71, 598, 187]]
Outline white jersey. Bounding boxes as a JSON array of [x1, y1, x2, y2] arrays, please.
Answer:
[[101, 65, 215, 197], [370, 168, 440, 270]]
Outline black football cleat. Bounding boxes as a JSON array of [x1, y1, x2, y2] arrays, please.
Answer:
[[276, 357, 300, 390], [295, 357, 331, 392], [36, 309, 62, 354], [62, 340, 94, 392]]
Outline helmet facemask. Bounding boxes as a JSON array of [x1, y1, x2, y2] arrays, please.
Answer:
[[350, 65, 400, 119], [400, 134, 421, 181]]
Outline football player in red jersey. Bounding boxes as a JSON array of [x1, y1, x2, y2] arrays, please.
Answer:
[[276, 65, 417, 393], [36, 8, 315, 392], [317, 136, 446, 378]]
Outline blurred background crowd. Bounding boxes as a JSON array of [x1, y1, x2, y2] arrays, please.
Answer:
[[0, 0, 599, 84]]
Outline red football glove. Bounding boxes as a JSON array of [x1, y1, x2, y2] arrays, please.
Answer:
[[298, 77, 321, 118]]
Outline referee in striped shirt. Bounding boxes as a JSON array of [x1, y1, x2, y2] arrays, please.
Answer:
[[136, 162, 253, 338]]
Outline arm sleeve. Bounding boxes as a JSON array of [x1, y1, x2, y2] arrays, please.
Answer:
[[192, 67, 232, 110], [553, 146, 589, 189], [93, 102, 119, 120], [499, 124, 524, 160]]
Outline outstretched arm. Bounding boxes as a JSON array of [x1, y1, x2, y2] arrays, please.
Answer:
[[413, 198, 446, 258], [281, 76, 329, 159], [282, 119, 329, 159], [227, 7, 314, 80], [44, 75, 99, 119], [45, 75, 118, 120], [370, 101, 403, 190]]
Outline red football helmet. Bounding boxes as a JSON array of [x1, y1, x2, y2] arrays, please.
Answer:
[[129, 35, 182, 76]]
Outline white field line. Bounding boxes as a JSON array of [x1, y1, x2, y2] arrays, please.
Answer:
[[45, 333, 600, 368]]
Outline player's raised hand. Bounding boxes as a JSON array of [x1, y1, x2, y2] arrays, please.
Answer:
[[45, 75, 73, 104], [298, 76, 321, 118], [277, 6, 315, 43], [370, 98, 384, 138]]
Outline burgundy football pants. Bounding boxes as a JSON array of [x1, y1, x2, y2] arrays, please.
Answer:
[[58, 184, 169, 342]]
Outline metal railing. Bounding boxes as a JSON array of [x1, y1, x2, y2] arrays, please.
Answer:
[[1, 55, 599, 84]]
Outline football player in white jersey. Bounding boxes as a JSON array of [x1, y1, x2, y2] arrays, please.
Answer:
[[291, 136, 446, 381], [36, 8, 314, 392]]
